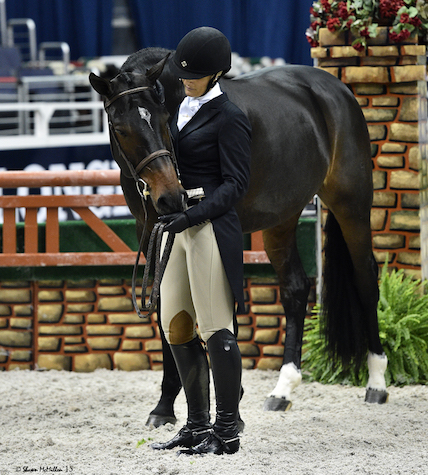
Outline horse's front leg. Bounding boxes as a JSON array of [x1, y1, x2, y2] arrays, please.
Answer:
[[145, 304, 182, 427], [264, 282, 308, 411], [261, 220, 311, 411], [133, 217, 183, 427]]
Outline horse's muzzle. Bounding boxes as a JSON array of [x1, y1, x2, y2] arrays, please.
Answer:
[[154, 189, 187, 215]]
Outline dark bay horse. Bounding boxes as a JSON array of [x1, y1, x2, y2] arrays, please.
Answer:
[[89, 47, 389, 426]]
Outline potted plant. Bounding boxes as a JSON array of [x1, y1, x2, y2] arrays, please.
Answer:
[[302, 262, 428, 386], [307, 0, 428, 51]]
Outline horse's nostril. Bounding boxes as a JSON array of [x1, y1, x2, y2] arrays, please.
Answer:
[[156, 196, 169, 213], [156, 192, 185, 214]]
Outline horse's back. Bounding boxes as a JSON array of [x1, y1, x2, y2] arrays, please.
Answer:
[[221, 65, 372, 229], [221, 66, 341, 227], [225, 64, 364, 138]]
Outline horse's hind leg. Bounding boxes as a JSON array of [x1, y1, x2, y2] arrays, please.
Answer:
[[321, 191, 388, 404], [261, 216, 311, 411]]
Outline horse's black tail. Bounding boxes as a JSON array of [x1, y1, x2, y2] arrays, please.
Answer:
[[321, 211, 369, 369]]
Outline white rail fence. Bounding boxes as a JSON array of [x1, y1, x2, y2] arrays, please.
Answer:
[[0, 73, 110, 149], [0, 100, 109, 149]]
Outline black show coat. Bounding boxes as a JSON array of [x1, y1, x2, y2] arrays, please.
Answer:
[[170, 92, 252, 313]]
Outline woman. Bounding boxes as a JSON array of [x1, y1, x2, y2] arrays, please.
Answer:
[[151, 26, 252, 455]]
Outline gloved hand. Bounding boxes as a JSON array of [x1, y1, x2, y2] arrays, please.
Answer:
[[158, 212, 191, 234]]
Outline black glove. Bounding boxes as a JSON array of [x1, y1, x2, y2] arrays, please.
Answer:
[[158, 212, 191, 234]]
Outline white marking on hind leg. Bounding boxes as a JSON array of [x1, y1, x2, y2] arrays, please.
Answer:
[[268, 363, 302, 400], [367, 352, 388, 391]]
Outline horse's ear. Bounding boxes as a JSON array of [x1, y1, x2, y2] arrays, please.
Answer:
[[89, 72, 112, 98], [146, 53, 171, 84]]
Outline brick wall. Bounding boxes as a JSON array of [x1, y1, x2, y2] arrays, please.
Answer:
[[0, 277, 316, 372], [312, 27, 427, 279]]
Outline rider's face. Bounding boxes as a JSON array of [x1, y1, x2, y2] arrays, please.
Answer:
[[182, 75, 212, 98]]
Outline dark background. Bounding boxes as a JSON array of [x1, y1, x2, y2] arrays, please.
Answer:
[[5, 0, 314, 65]]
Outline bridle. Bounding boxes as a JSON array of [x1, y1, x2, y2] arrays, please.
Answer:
[[104, 83, 179, 318], [104, 84, 180, 201]]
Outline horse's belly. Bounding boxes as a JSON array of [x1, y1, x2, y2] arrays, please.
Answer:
[[237, 193, 314, 233]]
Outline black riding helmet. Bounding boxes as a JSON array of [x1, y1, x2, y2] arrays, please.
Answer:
[[171, 27, 231, 80]]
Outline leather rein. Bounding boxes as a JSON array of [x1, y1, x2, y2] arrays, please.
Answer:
[[104, 84, 178, 318]]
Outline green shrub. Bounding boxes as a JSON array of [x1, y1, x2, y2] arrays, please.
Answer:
[[302, 263, 428, 386]]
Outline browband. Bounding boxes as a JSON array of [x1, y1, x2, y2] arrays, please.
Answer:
[[104, 86, 152, 109]]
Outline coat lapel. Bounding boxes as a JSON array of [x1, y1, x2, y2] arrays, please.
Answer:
[[170, 115, 179, 140], [176, 93, 227, 140]]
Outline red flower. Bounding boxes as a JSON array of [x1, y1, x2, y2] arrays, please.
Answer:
[[353, 42, 365, 52], [336, 2, 350, 20], [306, 25, 319, 48], [389, 28, 411, 42], [346, 19, 354, 29], [389, 30, 398, 41], [360, 27, 371, 38], [320, 0, 331, 13], [379, 0, 404, 19], [327, 17, 341, 32], [410, 17, 422, 28], [307, 36, 319, 47], [400, 13, 410, 24], [309, 6, 319, 17], [399, 28, 411, 40], [311, 20, 322, 30]]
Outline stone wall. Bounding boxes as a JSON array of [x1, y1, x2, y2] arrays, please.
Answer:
[[0, 277, 316, 372], [311, 27, 427, 278]]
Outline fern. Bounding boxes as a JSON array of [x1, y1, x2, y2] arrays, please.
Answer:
[[302, 262, 428, 386]]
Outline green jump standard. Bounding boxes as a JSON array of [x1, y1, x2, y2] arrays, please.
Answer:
[[0, 218, 317, 280]]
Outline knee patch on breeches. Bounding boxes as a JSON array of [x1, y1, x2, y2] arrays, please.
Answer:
[[168, 310, 195, 345]]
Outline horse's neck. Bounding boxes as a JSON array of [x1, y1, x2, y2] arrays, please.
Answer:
[[162, 73, 184, 117]]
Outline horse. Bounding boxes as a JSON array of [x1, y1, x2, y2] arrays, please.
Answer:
[[89, 47, 389, 427]]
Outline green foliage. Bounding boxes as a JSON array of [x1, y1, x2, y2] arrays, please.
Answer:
[[302, 263, 428, 386], [136, 437, 153, 448]]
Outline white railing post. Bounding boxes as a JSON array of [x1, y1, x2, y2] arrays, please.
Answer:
[[7, 18, 37, 62], [0, 0, 7, 46]]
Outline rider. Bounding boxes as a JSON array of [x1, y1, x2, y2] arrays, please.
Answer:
[[151, 26, 252, 455]]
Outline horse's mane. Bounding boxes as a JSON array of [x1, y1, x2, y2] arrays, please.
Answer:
[[120, 47, 173, 74], [118, 46, 184, 118]]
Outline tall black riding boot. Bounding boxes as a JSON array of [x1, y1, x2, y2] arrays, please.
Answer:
[[181, 329, 242, 455], [151, 337, 212, 450]]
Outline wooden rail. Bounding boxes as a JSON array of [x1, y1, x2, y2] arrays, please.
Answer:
[[0, 170, 268, 267]]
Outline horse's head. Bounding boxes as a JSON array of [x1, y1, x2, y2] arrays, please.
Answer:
[[89, 55, 186, 215]]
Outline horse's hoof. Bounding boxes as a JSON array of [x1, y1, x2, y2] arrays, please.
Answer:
[[237, 416, 245, 433], [263, 396, 292, 412], [145, 413, 177, 428], [365, 388, 389, 404]]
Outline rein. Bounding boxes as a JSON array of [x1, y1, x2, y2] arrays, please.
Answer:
[[104, 83, 180, 319], [135, 222, 175, 317]]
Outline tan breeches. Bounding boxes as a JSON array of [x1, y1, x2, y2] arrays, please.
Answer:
[[160, 222, 234, 344]]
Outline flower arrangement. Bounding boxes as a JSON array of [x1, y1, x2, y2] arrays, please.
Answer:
[[307, 0, 428, 52]]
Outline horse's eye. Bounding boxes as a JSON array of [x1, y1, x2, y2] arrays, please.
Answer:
[[115, 128, 127, 137]]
